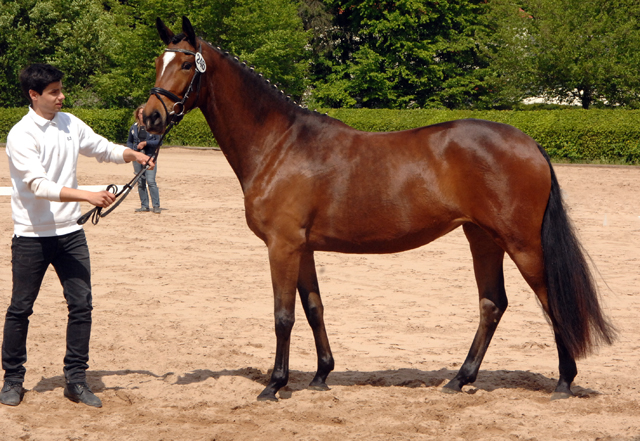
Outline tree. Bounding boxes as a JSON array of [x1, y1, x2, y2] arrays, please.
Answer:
[[0, 0, 310, 107], [89, 0, 189, 108], [482, 0, 640, 109], [0, 0, 122, 107], [190, 0, 310, 100], [308, 0, 491, 109], [0, 0, 38, 107]]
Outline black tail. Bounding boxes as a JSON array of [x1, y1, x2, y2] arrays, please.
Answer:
[[537, 144, 616, 359]]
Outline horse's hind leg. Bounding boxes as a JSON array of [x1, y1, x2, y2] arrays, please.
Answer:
[[443, 223, 508, 393], [297, 250, 335, 390], [550, 332, 577, 399], [507, 247, 577, 400]]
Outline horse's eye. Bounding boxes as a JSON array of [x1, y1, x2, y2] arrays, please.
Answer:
[[182, 62, 192, 70]]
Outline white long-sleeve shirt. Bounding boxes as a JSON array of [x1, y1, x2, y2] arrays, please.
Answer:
[[6, 107, 128, 237]]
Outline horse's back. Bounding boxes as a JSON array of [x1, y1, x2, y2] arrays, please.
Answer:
[[308, 117, 547, 175]]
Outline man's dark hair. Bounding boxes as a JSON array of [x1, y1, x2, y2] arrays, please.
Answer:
[[19, 64, 64, 104]]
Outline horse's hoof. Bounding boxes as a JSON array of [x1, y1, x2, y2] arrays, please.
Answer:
[[550, 391, 574, 401], [257, 391, 278, 402], [308, 382, 330, 391], [441, 384, 462, 394]]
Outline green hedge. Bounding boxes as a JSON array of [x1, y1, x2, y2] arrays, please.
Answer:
[[0, 108, 28, 142], [0, 107, 216, 147], [3, 107, 640, 163], [0, 107, 131, 143], [161, 110, 217, 147]]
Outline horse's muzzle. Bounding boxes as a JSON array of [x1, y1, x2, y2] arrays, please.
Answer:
[[144, 109, 165, 135]]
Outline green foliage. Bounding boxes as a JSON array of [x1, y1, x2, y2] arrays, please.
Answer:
[[162, 110, 218, 147], [0, 108, 28, 141], [2, 0, 640, 111], [87, 1, 166, 108], [130, 0, 311, 101], [69, 108, 132, 142], [309, 0, 490, 109], [0, 0, 122, 107], [192, 0, 310, 99], [0, 0, 309, 107], [482, 0, 640, 109]]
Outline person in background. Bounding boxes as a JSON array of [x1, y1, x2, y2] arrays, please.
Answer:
[[1, 63, 154, 408], [127, 105, 162, 214]]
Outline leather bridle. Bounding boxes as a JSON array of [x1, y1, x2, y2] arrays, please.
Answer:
[[149, 44, 206, 129]]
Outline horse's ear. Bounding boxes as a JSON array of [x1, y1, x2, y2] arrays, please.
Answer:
[[182, 16, 197, 48], [156, 17, 175, 45]]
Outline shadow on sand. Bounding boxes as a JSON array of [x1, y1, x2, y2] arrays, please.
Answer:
[[30, 366, 600, 399]]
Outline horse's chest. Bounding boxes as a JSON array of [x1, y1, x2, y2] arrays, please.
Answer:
[[242, 189, 309, 240]]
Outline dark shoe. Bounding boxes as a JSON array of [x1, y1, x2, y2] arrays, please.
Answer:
[[152, 207, 161, 214], [0, 381, 24, 406], [64, 382, 102, 408], [135, 207, 150, 212]]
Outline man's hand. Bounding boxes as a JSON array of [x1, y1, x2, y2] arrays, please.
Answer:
[[86, 190, 117, 208], [123, 149, 156, 170]]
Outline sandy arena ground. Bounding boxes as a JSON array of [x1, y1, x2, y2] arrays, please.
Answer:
[[0, 147, 638, 440]]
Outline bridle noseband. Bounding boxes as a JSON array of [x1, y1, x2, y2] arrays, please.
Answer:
[[77, 43, 206, 226]]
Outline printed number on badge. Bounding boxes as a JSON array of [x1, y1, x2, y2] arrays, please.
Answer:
[[195, 53, 206, 73]]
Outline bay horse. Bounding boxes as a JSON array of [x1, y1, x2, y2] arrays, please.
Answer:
[[144, 16, 615, 402]]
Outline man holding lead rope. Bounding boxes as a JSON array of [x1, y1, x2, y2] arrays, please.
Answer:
[[1, 63, 154, 407]]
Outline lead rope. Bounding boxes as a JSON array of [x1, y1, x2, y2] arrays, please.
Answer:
[[77, 121, 175, 226]]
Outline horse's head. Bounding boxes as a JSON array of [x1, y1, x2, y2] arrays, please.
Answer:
[[144, 16, 206, 134]]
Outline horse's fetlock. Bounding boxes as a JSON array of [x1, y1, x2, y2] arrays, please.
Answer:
[[319, 355, 334, 372], [271, 372, 288, 387]]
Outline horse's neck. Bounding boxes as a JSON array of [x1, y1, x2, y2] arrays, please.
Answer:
[[199, 52, 297, 188]]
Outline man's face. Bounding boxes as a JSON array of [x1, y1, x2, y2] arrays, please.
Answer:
[[30, 81, 65, 119]]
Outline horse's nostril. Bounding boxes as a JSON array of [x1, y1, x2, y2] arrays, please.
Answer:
[[144, 110, 163, 131]]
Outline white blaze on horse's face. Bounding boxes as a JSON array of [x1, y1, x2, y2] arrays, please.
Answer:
[[160, 51, 176, 78]]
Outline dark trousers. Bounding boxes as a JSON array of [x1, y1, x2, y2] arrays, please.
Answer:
[[2, 230, 92, 384]]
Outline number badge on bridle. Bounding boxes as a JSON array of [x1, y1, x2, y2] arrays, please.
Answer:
[[195, 52, 207, 73]]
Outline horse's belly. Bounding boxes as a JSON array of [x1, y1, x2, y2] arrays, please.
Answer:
[[307, 216, 467, 254]]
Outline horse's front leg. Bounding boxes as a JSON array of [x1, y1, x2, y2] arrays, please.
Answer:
[[257, 238, 302, 402], [298, 250, 334, 391]]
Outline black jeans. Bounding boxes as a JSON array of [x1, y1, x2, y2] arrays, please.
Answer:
[[2, 230, 93, 384]]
